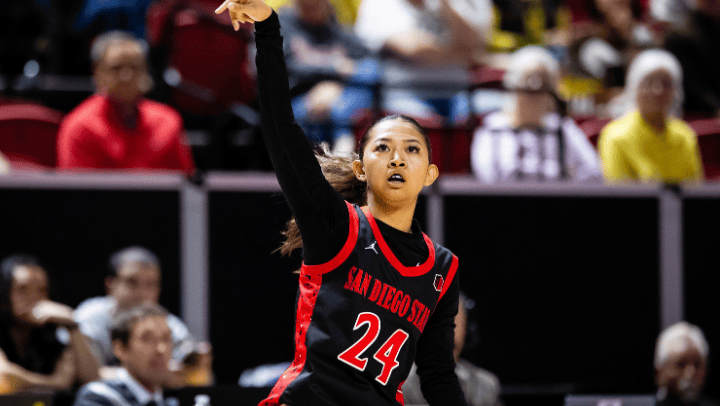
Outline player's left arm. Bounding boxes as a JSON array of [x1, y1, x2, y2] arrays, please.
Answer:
[[414, 273, 468, 406]]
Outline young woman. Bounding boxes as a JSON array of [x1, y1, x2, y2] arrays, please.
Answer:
[[216, 1, 467, 405], [0, 255, 100, 393]]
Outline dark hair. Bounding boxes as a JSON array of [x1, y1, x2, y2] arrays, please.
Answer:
[[277, 115, 432, 260], [110, 301, 169, 346], [0, 254, 44, 312], [108, 246, 161, 278]]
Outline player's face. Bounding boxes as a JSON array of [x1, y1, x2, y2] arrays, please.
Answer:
[[355, 119, 438, 207], [114, 316, 172, 390], [656, 338, 707, 402], [110, 263, 161, 310], [9, 265, 49, 322], [637, 68, 674, 118], [95, 42, 148, 104]]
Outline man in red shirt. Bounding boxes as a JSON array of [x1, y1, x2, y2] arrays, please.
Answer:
[[57, 31, 196, 173]]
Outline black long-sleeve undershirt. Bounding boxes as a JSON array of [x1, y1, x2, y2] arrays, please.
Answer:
[[254, 12, 467, 406]]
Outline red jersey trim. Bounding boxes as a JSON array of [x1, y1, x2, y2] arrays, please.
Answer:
[[259, 273, 323, 406], [301, 201, 359, 275], [360, 207, 436, 277], [438, 255, 459, 302]]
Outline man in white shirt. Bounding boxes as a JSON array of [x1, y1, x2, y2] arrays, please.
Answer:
[[74, 247, 195, 368], [73, 302, 172, 406]]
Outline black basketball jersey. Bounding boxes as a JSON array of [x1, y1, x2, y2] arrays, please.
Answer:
[[260, 202, 459, 406]]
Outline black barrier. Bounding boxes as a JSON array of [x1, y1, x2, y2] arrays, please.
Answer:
[[3, 174, 720, 401], [0, 186, 182, 314], [445, 195, 659, 393], [208, 191, 300, 384], [683, 196, 720, 401]]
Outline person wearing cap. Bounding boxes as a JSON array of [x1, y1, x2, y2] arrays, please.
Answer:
[[470, 46, 602, 183]]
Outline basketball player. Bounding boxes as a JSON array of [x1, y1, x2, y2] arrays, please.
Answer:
[[216, 1, 468, 404]]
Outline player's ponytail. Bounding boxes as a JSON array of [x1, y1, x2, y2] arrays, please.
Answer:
[[277, 144, 367, 259]]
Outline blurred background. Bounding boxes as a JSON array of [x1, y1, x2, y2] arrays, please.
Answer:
[[1, 0, 720, 405]]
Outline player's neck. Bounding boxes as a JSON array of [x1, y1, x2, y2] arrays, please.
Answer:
[[365, 197, 416, 233]]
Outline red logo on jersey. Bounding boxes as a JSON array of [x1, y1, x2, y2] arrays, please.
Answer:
[[433, 274, 444, 292]]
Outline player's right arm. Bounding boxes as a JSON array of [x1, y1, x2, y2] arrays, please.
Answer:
[[216, 0, 350, 265]]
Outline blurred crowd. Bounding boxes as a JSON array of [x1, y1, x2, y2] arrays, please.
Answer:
[[0, 248, 213, 403], [0, 246, 716, 406], [2, 2, 720, 404], [0, 0, 719, 182]]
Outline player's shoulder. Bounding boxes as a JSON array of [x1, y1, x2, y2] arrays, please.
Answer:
[[430, 238, 458, 268]]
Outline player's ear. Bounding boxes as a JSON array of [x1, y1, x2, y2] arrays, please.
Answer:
[[424, 164, 439, 187], [353, 160, 366, 182]]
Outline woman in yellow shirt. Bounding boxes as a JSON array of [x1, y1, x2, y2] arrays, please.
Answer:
[[598, 49, 703, 183]]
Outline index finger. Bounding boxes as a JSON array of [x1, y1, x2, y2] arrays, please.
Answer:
[[215, 0, 233, 14]]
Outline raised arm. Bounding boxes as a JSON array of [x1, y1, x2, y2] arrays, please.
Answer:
[[216, 0, 351, 265]]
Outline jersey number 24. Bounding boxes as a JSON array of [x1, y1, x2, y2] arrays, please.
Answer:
[[337, 312, 409, 385]]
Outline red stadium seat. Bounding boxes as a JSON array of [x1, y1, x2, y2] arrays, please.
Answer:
[[578, 117, 612, 147], [688, 118, 720, 181], [0, 104, 63, 168], [147, 0, 256, 115]]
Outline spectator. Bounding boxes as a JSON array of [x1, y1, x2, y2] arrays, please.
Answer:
[[73, 247, 198, 384], [471, 46, 602, 183], [354, 0, 491, 124], [73, 302, 172, 406], [598, 49, 703, 182], [280, 0, 376, 154], [0, 151, 10, 174], [57, 30, 196, 174], [571, 0, 655, 102], [664, 0, 720, 117], [401, 293, 502, 406], [0, 255, 100, 393], [655, 322, 719, 406]]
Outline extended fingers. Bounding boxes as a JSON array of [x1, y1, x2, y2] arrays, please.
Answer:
[[215, 0, 233, 14], [228, 4, 257, 28]]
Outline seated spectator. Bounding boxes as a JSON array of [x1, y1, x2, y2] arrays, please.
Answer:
[[655, 322, 719, 406], [280, 0, 376, 154], [354, 0, 491, 125], [471, 46, 602, 183], [0, 151, 9, 174], [73, 247, 202, 386], [571, 0, 655, 105], [598, 49, 703, 182], [664, 0, 720, 118], [0, 255, 100, 392], [73, 302, 172, 406], [57, 31, 196, 174], [401, 293, 501, 406]]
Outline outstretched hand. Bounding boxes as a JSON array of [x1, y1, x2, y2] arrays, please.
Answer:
[[215, 0, 273, 30]]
